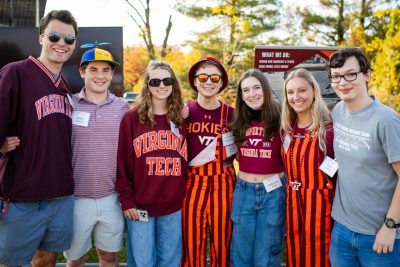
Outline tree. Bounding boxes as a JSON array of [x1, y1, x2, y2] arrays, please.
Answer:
[[296, 0, 349, 45], [176, 0, 280, 63], [366, 9, 400, 111], [296, 0, 396, 46], [175, 0, 281, 92], [287, 1, 399, 110], [125, 0, 172, 60], [123, 45, 148, 92]]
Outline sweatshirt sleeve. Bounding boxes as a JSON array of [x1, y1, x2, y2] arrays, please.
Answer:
[[0, 65, 19, 147], [116, 111, 137, 211]]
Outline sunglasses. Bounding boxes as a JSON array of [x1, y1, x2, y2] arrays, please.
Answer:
[[148, 77, 174, 87], [196, 74, 221, 83], [42, 32, 76, 45]]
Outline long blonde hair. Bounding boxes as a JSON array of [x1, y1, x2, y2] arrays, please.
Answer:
[[136, 61, 184, 128], [281, 68, 331, 153]]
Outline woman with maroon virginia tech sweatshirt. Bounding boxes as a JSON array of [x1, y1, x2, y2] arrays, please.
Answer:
[[116, 61, 187, 267]]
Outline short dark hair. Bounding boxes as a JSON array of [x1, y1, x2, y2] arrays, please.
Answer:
[[326, 48, 371, 75], [80, 61, 115, 72], [194, 61, 223, 76], [39, 10, 78, 36]]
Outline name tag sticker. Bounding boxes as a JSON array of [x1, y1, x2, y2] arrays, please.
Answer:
[[222, 132, 235, 146], [67, 94, 76, 110], [188, 137, 217, 166], [319, 156, 338, 178], [72, 111, 90, 127], [263, 174, 282, 192], [170, 121, 180, 137], [283, 134, 291, 153], [225, 143, 238, 158]]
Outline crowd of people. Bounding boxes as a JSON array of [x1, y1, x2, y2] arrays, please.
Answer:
[[0, 9, 399, 267]]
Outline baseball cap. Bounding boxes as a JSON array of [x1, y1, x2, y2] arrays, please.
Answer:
[[80, 48, 120, 67], [188, 56, 228, 92]]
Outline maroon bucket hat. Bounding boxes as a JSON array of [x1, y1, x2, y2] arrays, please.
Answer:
[[188, 56, 228, 92]]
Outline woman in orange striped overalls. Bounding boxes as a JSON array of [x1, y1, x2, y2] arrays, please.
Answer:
[[280, 68, 335, 267], [181, 57, 236, 267]]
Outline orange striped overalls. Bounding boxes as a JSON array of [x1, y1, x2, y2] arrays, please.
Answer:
[[281, 123, 335, 267], [181, 101, 236, 267]]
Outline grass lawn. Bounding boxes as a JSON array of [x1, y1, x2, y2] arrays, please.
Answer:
[[56, 234, 287, 264], [56, 234, 128, 262], [56, 247, 128, 262]]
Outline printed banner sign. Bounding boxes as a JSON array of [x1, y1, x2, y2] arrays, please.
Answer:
[[254, 46, 340, 72]]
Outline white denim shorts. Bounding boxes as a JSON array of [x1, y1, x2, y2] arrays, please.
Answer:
[[63, 193, 124, 260]]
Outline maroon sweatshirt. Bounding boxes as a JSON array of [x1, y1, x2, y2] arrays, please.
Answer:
[[116, 108, 188, 216], [0, 56, 74, 202]]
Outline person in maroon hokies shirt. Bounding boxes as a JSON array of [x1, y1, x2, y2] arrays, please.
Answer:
[[0, 10, 78, 266]]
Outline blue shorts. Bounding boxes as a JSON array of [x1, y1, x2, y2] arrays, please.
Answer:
[[0, 195, 74, 265]]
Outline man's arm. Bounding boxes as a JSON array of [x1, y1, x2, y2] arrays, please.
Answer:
[[0, 66, 19, 152], [373, 161, 400, 253], [181, 103, 189, 119]]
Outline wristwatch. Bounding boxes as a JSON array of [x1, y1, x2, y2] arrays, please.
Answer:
[[384, 218, 400, 229]]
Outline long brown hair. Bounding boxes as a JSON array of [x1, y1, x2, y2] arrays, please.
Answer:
[[230, 68, 280, 142], [136, 61, 184, 128], [281, 68, 331, 153]]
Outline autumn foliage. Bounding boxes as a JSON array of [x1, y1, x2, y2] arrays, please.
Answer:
[[124, 0, 400, 111]]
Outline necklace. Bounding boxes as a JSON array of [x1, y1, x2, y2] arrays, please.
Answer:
[[288, 122, 314, 185]]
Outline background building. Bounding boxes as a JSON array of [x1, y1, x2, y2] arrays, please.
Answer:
[[0, 0, 47, 27]]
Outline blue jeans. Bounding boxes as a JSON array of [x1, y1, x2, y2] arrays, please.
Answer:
[[329, 222, 400, 267], [230, 176, 286, 267], [0, 196, 74, 266], [126, 209, 182, 267]]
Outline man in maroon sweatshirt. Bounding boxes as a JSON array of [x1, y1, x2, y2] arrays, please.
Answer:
[[0, 10, 78, 266]]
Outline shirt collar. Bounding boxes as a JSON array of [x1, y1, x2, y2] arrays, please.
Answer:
[[28, 55, 63, 87], [76, 87, 114, 106]]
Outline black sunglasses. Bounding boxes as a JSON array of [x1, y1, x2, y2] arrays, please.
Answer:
[[148, 77, 174, 87], [43, 32, 76, 45]]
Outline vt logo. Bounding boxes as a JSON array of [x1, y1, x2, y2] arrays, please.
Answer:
[[249, 138, 262, 146], [199, 136, 215, 146], [290, 181, 302, 190]]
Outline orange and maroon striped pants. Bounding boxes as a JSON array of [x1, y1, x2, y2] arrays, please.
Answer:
[[283, 133, 334, 267], [181, 165, 236, 267], [286, 187, 334, 267]]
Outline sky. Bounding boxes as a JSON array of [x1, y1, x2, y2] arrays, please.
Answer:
[[45, 0, 211, 47], [45, 0, 318, 48]]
